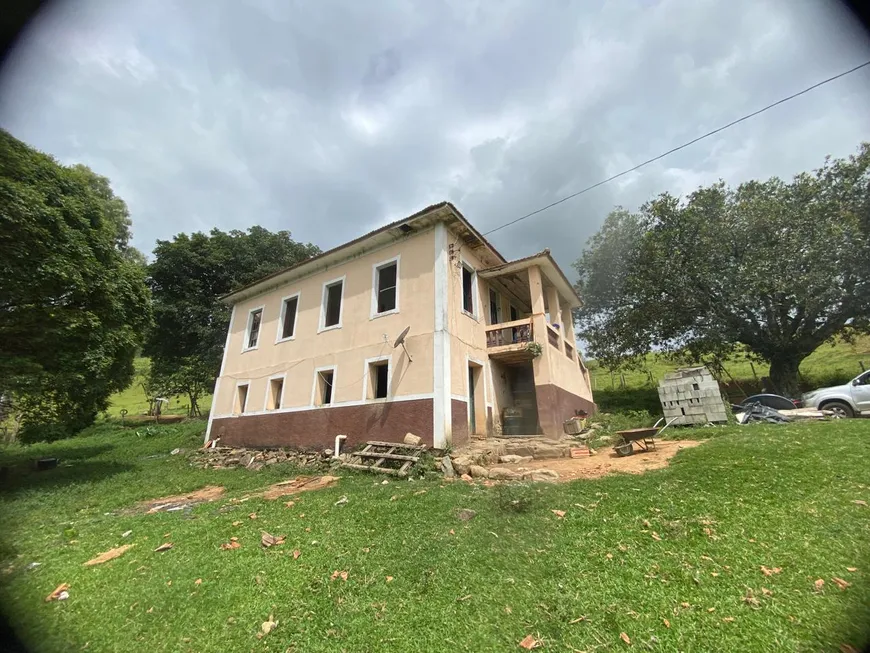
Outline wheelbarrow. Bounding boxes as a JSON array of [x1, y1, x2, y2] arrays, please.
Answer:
[[613, 417, 679, 457]]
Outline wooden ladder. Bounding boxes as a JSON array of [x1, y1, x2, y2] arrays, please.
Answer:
[[341, 440, 427, 477]]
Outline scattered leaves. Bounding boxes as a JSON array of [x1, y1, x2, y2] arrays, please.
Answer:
[[619, 632, 631, 645], [761, 587, 773, 596], [662, 618, 670, 628], [853, 500, 867, 507], [651, 532, 662, 541], [840, 644, 859, 653], [551, 510, 566, 519], [45, 583, 70, 602], [232, 521, 242, 526], [814, 579, 825, 592], [846, 567, 858, 572], [504, 606, 512, 614], [330, 570, 348, 582], [832, 577, 851, 590], [292, 550, 301, 560], [760, 566, 782, 576], [194, 579, 202, 586], [680, 602, 690, 608], [386, 576, 394, 583], [722, 617, 735, 623], [248, 513, 257, 520], [707, 607, 716, 613], [285, 500, 295, 508], [220, 540, 241, 551], [519, 634, 541, 649], [449, 529, 455, 535], [84, 545, 134, 567], [153, 543, 173, 553]]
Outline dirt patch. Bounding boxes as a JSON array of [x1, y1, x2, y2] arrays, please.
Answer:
[[128, 485, 226, 514], [502, 440, 701, 481]]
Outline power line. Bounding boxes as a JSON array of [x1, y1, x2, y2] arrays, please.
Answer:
[[482, 59, 870, 237]]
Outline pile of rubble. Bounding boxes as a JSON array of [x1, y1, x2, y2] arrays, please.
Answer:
[[189, 446, 333, 471]]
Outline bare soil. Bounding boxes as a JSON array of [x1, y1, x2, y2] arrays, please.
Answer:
[[502, 439, 701, 481]]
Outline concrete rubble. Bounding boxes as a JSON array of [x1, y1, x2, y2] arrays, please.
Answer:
[[445, 436, 582, 482]]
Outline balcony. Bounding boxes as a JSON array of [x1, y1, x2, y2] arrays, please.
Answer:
[[485, 318, 535, 363]]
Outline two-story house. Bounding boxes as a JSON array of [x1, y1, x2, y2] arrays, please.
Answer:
[[206, 202, 594, 451]]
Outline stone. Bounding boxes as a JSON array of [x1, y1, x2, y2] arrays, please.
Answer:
[[240, 453, 256, 468], [452, 456, 473, 475], [498, 454, 533, 464], [502, 443, 535, 457], [403, 433, 422, 446], [441, 456, 456, 478], [460, 473, 474, 483], [457, 508, 477, 521], [532, 443, 567, 459], [469, 465, 489, 478], [526, 469, 560, 482], [487, 467, 520, 481]]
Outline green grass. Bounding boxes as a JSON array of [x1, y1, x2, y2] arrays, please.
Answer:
[[107, 358, 212, 418], [1, 420, 868, 652]]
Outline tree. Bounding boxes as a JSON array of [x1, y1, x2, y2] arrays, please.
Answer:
[[575, 143, 870, 397], [0, 129, 152, 440], [145, 227, 320, 413]]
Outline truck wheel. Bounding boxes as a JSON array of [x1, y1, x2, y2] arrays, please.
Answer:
[[821, 401, 854, 419]]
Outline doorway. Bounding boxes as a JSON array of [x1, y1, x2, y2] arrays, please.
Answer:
[[468, 363, 484, 435]]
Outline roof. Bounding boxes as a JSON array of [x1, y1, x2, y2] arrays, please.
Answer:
[[478, 249, 583, 308], [221, 201, 507, 304]]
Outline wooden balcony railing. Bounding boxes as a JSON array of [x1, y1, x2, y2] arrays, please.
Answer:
[[485, 318, 533, 348]]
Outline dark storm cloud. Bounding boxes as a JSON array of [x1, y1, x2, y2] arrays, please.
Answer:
[[1, 0, 869, 271]]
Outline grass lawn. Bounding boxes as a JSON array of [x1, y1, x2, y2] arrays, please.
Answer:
[[107, 358, 213, 418], [1, 420, 868, 652]]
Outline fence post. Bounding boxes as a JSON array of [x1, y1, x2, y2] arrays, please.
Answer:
[[620, 373, 626, 390], [749, 361, 758, 380]]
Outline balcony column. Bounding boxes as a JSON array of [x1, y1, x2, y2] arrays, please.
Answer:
[[561, 305, 576, 359], [527, 265, 546, 316]]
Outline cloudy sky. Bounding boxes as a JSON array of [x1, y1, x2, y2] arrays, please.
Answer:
[[1, 0, 869, 273]]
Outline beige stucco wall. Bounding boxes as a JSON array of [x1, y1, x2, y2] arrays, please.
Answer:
[[213, 228, 437, 417]]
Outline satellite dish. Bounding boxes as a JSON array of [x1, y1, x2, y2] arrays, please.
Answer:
[[393, 326, 412, 362]]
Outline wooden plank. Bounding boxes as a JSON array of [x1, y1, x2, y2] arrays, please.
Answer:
[[355, 451, 420, 462], [340, 463, 407, 477], [365, 440, 426, 450], [373, 446, 395, 469]]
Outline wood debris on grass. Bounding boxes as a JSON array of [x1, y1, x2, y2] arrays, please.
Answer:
[[153, 543, 173, 553], [45, 583, 70, 602], [846, 567, 858, 572], [260, 532, 285, 548], [760, 566, 782, 576], [292, 549, 301, 559], [551, 509, 566, 519], [518, 634, 540, 649], [84, 545, 134, 567], [831, 577, 851, 590], [221, 537, 241, 551], [814, 578, 825, 592], [853, 500, 867, 507], [260, 475, 340, 500], [330, 570, 348, 582], [619, 632, 631, 645], [131, 486, 225, 515]]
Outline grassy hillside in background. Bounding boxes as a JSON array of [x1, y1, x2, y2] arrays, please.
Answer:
[[107, 358, 213, 418], [587, 335, 870, 415]]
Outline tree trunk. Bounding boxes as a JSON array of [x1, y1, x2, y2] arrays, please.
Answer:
[[768, 355, 804, 398]]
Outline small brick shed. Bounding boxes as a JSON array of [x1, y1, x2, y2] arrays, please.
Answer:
[[658, 366, 728, 425]]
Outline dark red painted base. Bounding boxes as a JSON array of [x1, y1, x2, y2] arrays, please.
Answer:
[[535, 384, 597, 439], [211, 399, 434, 451]]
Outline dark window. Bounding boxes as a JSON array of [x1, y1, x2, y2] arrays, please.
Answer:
[[281, 296, 298, 339], [489, 289, 500, 325], [510, 305, 518, 321], [269, 378, 283, 410], [237, 384, 249, 413], [324, 281, 343, 327], [318, 370, 334, 405], [372, 362, 389, 399], [247, 309, 262, 348], [462, 265, 474, 314], [376, 262, 397, 313]]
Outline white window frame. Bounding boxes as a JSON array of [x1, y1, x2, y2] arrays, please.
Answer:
[[242, 306, 265, 353], [370, 255, 401, 319], [460, 258, 479, 320], [311, 365, 338, 407], [318, 275, 346, 333], [362, 354, 392, 402], [275, 292, 301, 343], [234, 380, 251, 414], [263, 373, 287, 411]]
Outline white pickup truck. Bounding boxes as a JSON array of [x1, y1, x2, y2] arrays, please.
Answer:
[[801, 370, 870, 418]]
